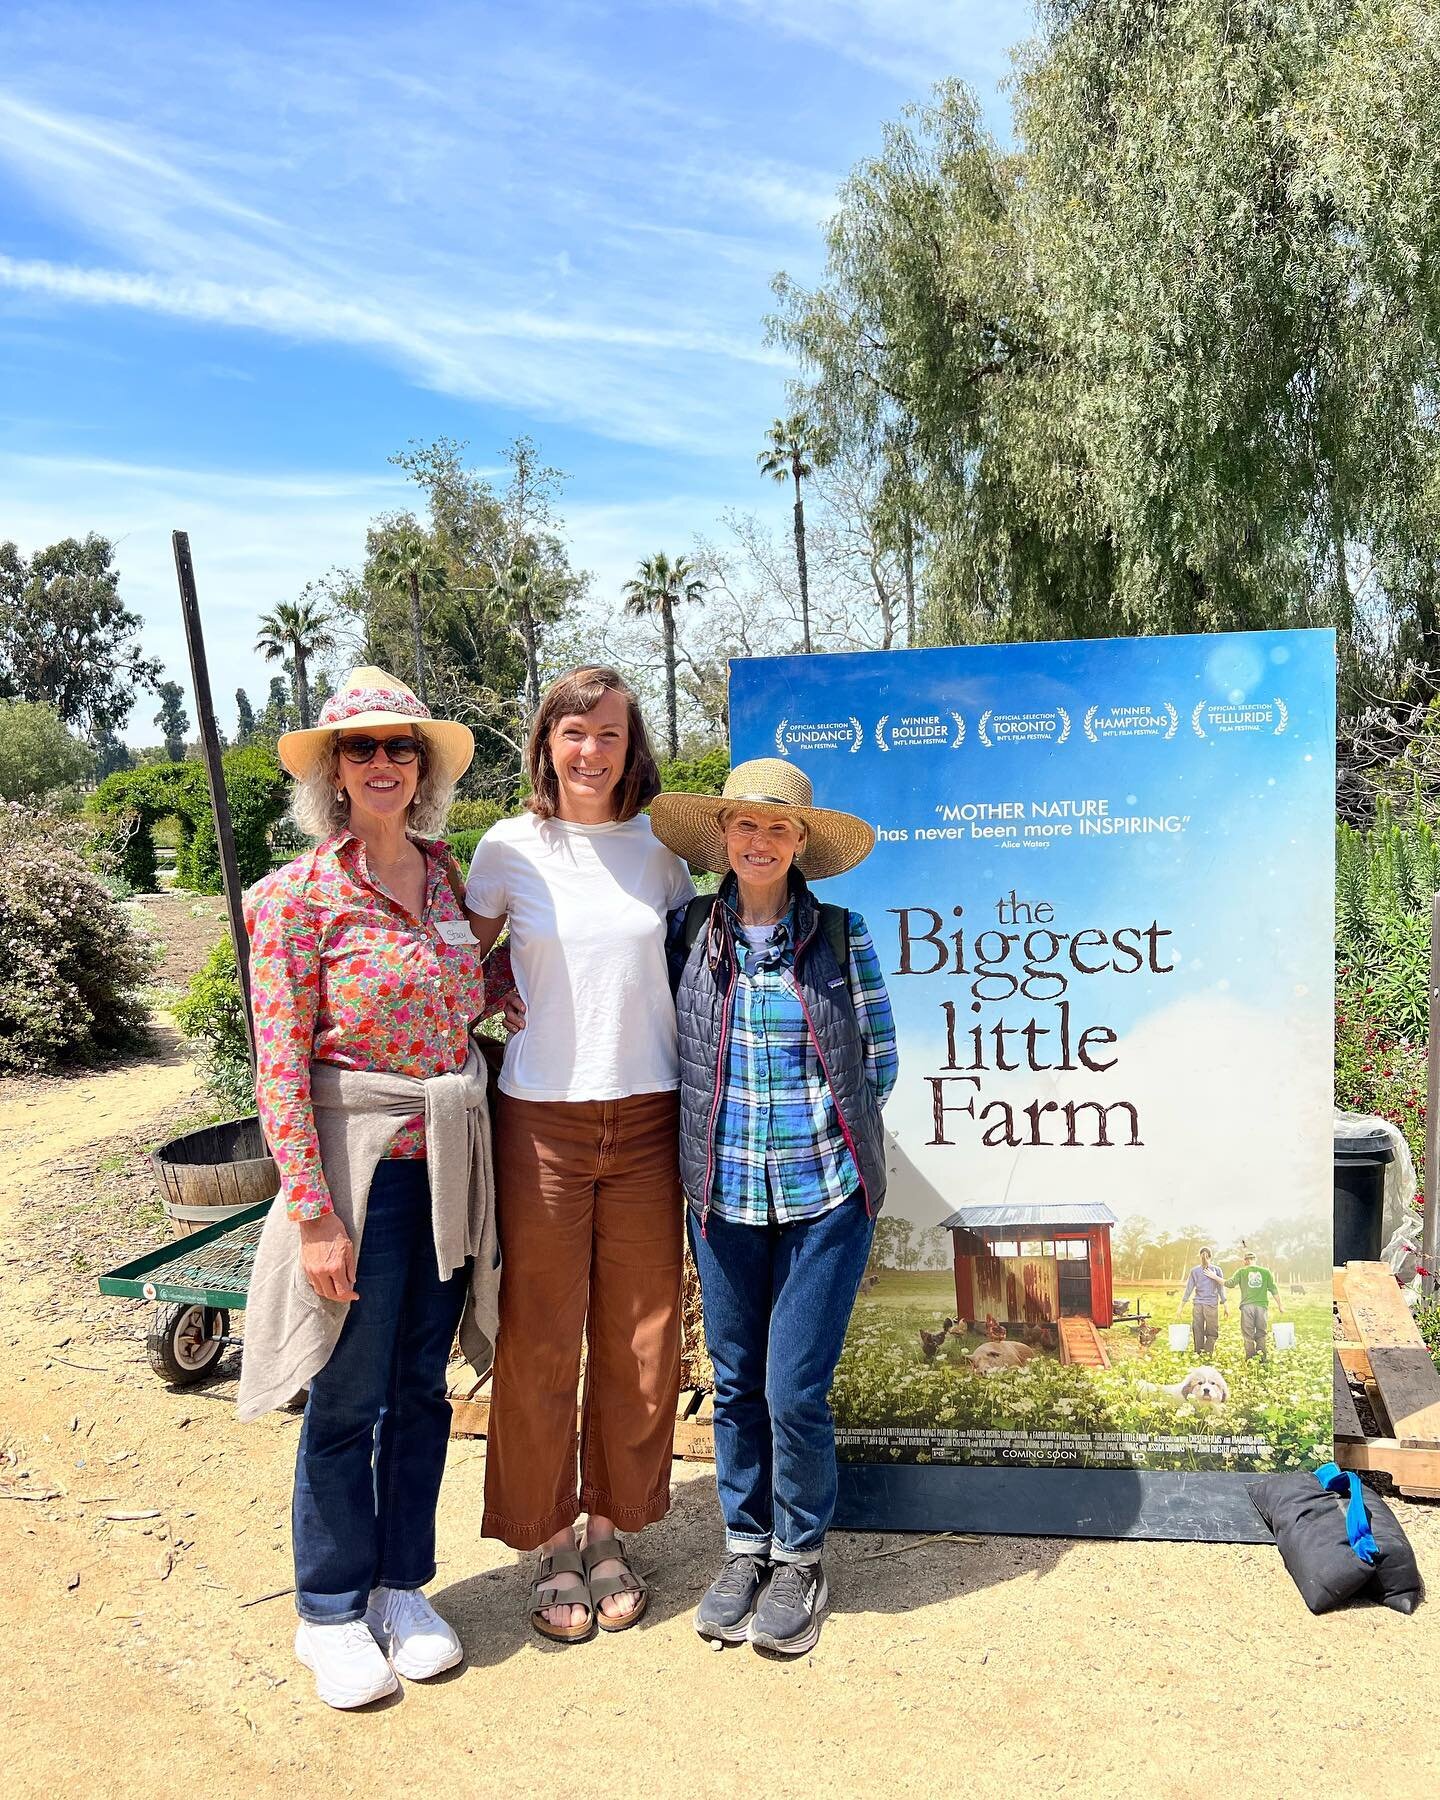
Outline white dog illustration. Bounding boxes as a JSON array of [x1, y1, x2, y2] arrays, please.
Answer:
[[1137, 1366, 1231, 1406]]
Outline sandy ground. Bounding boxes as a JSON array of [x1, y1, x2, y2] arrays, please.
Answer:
[[2, 1027, 1438, 1799]]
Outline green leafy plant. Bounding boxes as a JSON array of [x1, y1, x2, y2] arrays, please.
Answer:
[[659, 744, 730, 795], [90, 744, 290, 894], [0, 698, 94, 802], [1334, 796, 1434, 1170], [0, 804, 154, 1071], [445, 797, 507, 835], [445, 828, 484, 867], [172, 936, 255, 1117]]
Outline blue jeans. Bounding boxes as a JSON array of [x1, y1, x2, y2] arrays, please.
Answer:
[[292, 1160, 469, 1622], [687, 1195, 875, 1565]]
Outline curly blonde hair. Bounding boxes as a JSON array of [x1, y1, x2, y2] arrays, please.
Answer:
[[289, 729, 455, 841]]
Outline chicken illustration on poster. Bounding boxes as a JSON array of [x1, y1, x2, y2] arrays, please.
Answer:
[[727, 631, 1335, 1474]]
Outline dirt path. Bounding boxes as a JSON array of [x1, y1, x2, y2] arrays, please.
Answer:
[[2, 1057, 1437, 1799], [0, 1016, 197, 1203]]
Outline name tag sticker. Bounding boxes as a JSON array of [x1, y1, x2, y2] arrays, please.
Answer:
[[436, 920, 476, 947]]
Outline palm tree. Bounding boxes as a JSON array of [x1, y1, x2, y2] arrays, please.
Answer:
[[254, 593, 335, 730], [491, 555, 549, 718], [622, 552, 706, 759], [758, 414, 816, 653], [369, 530, 447, 704]]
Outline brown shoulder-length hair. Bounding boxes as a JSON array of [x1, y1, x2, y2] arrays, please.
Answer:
[[525, 666, 661, 823]]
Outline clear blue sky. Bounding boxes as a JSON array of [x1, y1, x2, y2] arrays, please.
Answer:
[[0, 1, 1025, 742]]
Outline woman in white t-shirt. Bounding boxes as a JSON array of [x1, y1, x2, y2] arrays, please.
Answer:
[[463, 666, 694, 1641]]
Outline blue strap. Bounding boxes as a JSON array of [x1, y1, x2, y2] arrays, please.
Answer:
[[1314, 1462, 1378, 1565]]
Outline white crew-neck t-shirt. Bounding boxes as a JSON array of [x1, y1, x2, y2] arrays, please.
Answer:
[[465, 811, 696, 1101]]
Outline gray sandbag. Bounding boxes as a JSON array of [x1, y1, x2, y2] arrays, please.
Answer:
[[1251, 1463, 1422, 1615]]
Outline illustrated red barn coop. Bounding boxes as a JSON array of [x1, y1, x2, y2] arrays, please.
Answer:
[[940, 1204, 1118, 1337]]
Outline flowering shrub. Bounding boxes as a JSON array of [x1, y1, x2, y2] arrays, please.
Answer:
[[1414, 1296, 1440, 1373], [1334, 964, 1428, 1172], [0, 804, 154, 1072]]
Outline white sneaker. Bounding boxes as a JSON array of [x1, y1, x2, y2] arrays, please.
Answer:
[[294, 1619, 400, 1709], [365, 1586, 464, 1679]]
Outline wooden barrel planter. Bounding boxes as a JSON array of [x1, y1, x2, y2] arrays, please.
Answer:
[[151, 1114, 279, 1238]]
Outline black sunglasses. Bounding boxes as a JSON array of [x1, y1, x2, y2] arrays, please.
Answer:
[[337, 734, 424, 765]]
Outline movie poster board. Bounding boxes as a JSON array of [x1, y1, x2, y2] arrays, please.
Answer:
[[727, 631, 1334, 1522]]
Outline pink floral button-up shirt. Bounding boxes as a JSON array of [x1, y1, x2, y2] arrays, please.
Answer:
[[244, 831, 499, 1221]]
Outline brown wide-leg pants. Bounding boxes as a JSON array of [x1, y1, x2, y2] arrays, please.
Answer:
[[481, 1089, 684, 1551]]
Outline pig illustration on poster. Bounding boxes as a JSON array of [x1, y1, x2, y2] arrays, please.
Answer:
[[726, 631, 1335, 1540]]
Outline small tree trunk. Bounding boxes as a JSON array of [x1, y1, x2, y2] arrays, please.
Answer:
[[294, 649, 311, 730], [793, 482, 812, 653], [663, 601, 678, 760], [408, 569, 426, 703], [521, 605, 540, 717], [903, 513, 917, 644]]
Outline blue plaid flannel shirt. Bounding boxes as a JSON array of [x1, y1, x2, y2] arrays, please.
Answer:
[[708, 902, 898, 1226]]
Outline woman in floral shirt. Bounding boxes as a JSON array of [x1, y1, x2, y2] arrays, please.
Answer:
[[245, 666, 509, 1711]]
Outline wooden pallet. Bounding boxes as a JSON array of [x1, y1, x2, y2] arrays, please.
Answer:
[[1334, 1261, 1440, 1500], [448, 1377, 715, 1463]]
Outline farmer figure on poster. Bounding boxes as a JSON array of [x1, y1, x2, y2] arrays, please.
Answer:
[[1177, 1247, 1227, 1358], [1227, 1250, 1283, 1360]]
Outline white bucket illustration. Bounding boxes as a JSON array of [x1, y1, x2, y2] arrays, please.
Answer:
[[1167, 1323, 1192, 1352], [1272, 1322, 1297, 1351]]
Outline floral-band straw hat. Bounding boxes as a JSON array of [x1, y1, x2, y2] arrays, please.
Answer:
[[276, 665, 475, 786], [648, 756, 876, 880]]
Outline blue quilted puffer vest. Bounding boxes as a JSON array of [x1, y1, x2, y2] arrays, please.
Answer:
[[670, 871, 888, 1221]]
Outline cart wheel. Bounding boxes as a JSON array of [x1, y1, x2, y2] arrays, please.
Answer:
[[147, 1304, 229, 1386]]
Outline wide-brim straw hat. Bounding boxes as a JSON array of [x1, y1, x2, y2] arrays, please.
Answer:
[[276, 666, 475, 786], [648, 756, 876, 880]]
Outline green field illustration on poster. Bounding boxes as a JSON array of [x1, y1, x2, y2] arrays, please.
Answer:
[[727, 631, 1335, 1475]]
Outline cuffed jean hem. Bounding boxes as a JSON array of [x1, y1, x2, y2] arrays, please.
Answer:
[[771, 1542, 824, 1566], [295, 1599, 369, 1625], [373, 1568, 434, 1593], [481, 1495, 581, 1553], [724, 1530, 773, 1558], [578, 1481, 672, 1532]]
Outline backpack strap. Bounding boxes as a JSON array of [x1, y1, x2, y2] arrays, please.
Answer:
[[683, 893, 718, 953], [818, 903, 850, 981], [667, 894, 717, 993]]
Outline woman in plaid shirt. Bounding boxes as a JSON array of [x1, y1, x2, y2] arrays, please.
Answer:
[[651, 758, 896, 1656]]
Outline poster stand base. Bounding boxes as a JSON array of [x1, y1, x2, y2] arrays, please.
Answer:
[[835, 1463, 1273, 1544]]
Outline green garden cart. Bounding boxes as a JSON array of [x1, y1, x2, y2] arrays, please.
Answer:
[[98, 1198, 267, 1385]]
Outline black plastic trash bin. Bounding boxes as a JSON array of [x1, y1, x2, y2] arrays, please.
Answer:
[[1333, 1123, 1394, 1264]]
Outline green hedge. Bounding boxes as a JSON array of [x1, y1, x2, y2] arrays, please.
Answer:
[[91, 746, 290, 893], [445, 827, 484, 866]]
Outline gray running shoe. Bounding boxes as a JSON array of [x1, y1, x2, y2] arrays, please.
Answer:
[[695, 1553, 770, 1644], [747, 1560, 828, 1655]]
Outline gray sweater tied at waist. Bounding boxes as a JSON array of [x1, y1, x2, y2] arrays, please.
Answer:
[[236, 1045, 499, 1423]]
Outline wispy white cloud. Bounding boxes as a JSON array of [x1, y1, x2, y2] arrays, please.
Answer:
[[689, 0, 1022, 91], [0, 53, 820, 456]]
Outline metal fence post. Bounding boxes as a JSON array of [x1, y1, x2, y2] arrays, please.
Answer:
[[172, 530, 255, 1068]]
